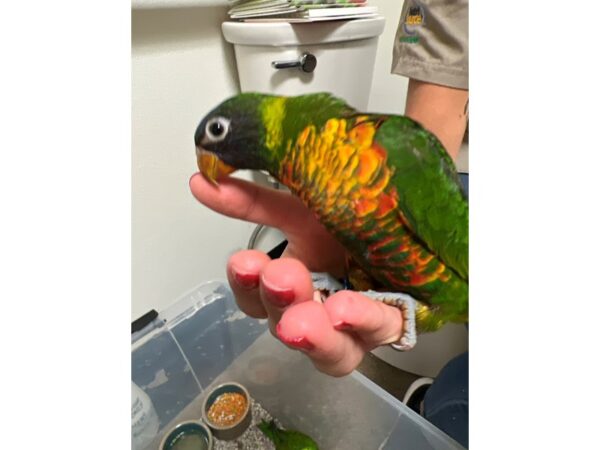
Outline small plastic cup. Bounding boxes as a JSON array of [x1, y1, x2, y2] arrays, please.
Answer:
[[159, 420, 213, 450], [202, 382, 252, 441]]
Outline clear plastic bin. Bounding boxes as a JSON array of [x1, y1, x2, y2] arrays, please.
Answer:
[[132, 281, 465, 449]]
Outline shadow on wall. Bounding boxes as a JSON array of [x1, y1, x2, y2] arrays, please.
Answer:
[[132, 6, 240, 90]]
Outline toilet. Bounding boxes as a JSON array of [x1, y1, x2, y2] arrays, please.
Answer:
[[222, 17, 468, 378], [221, 17, 385, 109]]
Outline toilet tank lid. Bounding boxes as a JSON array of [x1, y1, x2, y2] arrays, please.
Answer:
[[222, 16, 385, 46]]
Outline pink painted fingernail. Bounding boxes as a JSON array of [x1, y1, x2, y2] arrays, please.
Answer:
[[276, 323, 315, 351], [333, 321, 353, 331], [262, 281, 295, 307], [233, 271, 259, 290]]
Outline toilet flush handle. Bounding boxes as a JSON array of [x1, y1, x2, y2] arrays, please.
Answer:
[[271, 53, 317, 73]]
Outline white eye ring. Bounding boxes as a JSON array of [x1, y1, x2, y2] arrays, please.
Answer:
[[205, 116, 231, 142]]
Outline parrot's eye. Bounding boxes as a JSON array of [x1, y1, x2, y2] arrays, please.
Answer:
[[205, 117, 230, 142]]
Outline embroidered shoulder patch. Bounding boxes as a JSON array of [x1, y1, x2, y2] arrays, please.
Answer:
[[400, 1, 425, 43]]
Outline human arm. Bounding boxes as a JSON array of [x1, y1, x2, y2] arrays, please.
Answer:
[[405, 79, 468, 161]]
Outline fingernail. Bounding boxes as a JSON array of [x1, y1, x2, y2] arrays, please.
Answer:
[[333, 320, 353, 331], [262, 279, 295, 307], [233, 271, 259, 290], [276, 323, 315, 351]]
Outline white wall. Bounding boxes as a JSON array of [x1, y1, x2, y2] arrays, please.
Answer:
[[132, 6, 256, 320], [366, 0, 409, 115]]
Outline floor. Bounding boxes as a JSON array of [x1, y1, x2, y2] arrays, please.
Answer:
[[356, 352, 421, 403]]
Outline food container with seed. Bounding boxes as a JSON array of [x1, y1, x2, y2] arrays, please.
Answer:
[[159, 420, 213, 450], [202, 382, 252, 441]]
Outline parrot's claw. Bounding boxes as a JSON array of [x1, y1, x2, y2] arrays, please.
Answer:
[[310, 273, 417, 351], [311, 272, 344, 301], [360, 290, 417, 351]]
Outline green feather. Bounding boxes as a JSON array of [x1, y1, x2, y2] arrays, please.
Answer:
[[376, 116, 469, 281]]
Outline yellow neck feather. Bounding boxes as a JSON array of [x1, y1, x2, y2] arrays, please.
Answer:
[[260, 97, 287, 152]]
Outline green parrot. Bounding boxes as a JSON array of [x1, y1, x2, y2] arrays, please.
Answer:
[[193, 93, 468, 350], [258, 419, 319, 450]]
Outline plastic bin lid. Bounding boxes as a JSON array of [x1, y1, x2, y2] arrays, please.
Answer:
[[222, 16, 385, 46]]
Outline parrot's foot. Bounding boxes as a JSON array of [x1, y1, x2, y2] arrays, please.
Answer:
[[360, 290, 417, 351], [310, 273, 417, 351]]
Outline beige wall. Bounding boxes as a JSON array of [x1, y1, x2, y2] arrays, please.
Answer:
[[132, 6, 256, 320], [367, 1, 409, 115]]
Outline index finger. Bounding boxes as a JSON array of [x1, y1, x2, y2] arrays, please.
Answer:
[[189, 173, 307, 231]]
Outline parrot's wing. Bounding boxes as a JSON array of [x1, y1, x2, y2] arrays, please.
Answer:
[[375, 116, 469, 281]]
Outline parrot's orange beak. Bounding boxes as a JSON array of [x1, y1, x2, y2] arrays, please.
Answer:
[[196, 148, 236, 185]]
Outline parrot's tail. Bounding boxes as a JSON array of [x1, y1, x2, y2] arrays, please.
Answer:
[[415, 303, 445, 333], [415, 302, 467, 333]]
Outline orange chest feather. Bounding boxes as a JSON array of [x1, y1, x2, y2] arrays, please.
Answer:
[[277, 117, 452, 291], [278, 117, 397, 221]]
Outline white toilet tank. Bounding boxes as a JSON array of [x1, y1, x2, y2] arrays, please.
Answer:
[[221, 17, 385, 109]]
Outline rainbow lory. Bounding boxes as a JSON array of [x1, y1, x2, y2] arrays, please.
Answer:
[[194, 93, 468, 350]]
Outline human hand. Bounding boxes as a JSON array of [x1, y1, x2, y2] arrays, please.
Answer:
[[189, 173, 346, 276], [225, 250, 405, 376], [189, 174, 405, 376]]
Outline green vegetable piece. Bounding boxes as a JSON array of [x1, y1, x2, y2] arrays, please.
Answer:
[[258, 419, 319, 450]]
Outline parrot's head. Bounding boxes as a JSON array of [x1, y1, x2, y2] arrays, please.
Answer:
[[194, 93, 277, 184], [194, 92, 356, 184]]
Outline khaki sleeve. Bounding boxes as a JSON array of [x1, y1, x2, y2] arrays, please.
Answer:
[[391, 0, 468, 90]]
